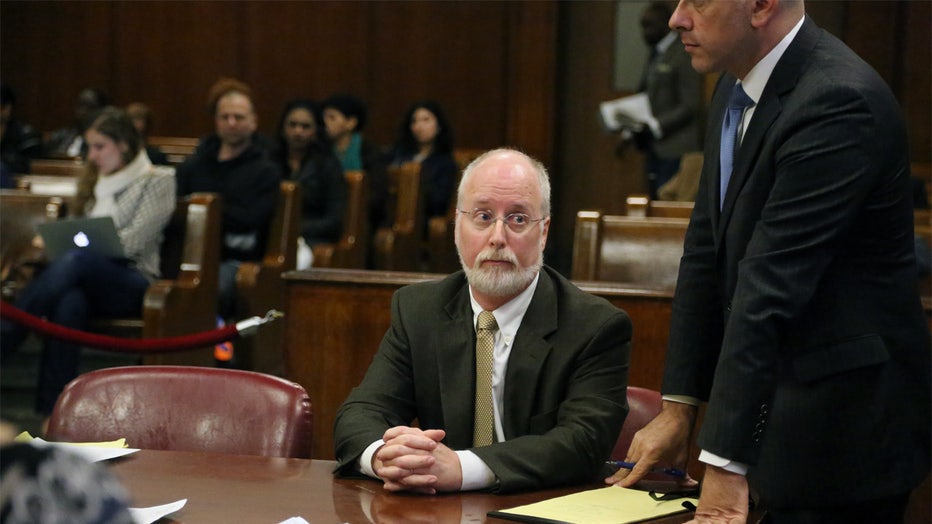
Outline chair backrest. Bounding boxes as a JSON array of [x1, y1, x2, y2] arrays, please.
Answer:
[[657, 151, 703, 202], [611, 386, 662, 460], [374, 162, 424, 270], [312, 169, 369, 268], [625, 195, 694, 219], [46, 365, 313, 458], [571, 210, 688, 289]]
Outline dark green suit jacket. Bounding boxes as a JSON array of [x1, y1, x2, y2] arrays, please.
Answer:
[[333, 265, 631, 493]]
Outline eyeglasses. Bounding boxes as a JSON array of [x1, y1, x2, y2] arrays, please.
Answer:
[[457, 208, 546, 234]]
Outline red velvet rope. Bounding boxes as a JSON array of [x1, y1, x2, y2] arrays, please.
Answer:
[[0, 301, 241, 353]]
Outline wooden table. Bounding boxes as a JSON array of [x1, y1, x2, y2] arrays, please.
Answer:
[[110, 449, 697, 523]]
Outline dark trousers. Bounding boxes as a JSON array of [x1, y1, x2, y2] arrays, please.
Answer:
[[645, 150, 681, 200], [761, 492, 910, 524], [0, 249, 148, 414]]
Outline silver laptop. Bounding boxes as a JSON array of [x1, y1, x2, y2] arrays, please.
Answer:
[[37, 216, 126, 261]]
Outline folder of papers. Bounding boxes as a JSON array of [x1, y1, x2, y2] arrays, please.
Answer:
[[488, 485, 697, 524], [599, 93, 653, 133]]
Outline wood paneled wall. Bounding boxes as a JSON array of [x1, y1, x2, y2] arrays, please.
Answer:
[[1, 0, 927, 275], [0, 1, 555, 164]]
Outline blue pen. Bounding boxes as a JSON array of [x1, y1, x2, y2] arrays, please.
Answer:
[[606, 460, 686, 478]]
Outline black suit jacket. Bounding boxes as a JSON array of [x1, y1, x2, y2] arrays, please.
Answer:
[[662, 18, 931, 509], [333, 266, 631, 493]]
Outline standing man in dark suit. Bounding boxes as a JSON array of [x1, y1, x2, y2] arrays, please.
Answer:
[[334, 148, 631, 494], [607, 0, 930, 522], [627, 1, 703, 200]]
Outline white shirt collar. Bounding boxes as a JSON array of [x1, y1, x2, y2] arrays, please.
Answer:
[[469, 272, 540, 344], [740, 15, 805, 103]]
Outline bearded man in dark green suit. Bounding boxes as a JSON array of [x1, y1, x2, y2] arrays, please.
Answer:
[[334, 148, 631, 494]]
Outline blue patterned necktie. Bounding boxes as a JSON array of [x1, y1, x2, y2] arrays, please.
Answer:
[[719, 82, 755, 209]]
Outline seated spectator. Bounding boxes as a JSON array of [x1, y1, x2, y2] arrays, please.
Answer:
[[43, 88, 109, 158], [0, 107, 176, 415], [388, 100, 458, 220], [125, 102, 169, 165], [0, 83, 42, 174], [271, 99, 347, 263], [322, 93, 388, 232], [174, 78, 280, 329]]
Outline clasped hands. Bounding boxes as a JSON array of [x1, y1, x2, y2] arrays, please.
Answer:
[[371, 426, 463, 495], [604, 402, 748, 524]]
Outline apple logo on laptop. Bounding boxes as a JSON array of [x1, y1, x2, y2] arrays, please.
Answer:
[[72, 232, 90, 248]]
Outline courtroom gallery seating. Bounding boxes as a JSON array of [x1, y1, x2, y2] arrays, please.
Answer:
[[373, 162, 426, 271], [0, 190, 68, 301], [88, 193, 222, 367], [625, 194, 694, 219], [571, 210, 688, 290], [235, 181, 301, 375], [146, 135, 199, 165], [46, 365, 313, 458], [311, 169, 369, 269], [426, 147, 485, 274]]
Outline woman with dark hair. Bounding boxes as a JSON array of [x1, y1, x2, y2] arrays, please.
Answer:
[[0, 106, 175, 416], [272, 99, 346, 261], [389, 100, 457, 218]]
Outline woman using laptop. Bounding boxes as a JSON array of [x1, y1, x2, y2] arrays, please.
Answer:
[[0, 106, 175, 419]]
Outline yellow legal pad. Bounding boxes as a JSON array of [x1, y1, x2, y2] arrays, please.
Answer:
[[488, 485, 697, 524]]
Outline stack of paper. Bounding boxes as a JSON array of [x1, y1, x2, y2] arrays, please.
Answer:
[[599, 93, 653, 133], [489, 485, 697, 524]]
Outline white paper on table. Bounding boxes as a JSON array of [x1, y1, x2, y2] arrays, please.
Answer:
[[129, 499, 187, 524], [277, 518, 311, 524], [27, 437, 140, 462]]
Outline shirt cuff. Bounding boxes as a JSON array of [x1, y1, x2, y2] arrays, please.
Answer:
[[661, 394, 701, 406], [358, 439, 385, 479], [456, 450, 497, 491], [699, 450, 748, 476], [646, 115, 663, 139]]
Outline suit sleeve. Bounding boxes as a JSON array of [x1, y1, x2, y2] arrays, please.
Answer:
[[332, 290, 420, 474]]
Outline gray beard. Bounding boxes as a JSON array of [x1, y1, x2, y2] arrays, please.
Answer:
[[460, 249, 542, 299]]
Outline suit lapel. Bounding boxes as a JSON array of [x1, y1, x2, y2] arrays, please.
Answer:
[[436, 285, 477, 449], [716, 17, 821, 242], [501, 271, 558, 439]]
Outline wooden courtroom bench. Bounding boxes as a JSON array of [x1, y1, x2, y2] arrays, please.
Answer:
[[90, 193, 222, 366], [147, 136, 199, 165], [571, 210, 689, 290], [235, 181, 301, 375], [373, 162, 425, 271], [282, 267, 675, 460], [312, 170, 369, 269], [426, 147, 484, 274], [0, 190, 68, 300], [29, 158, 85, 177], [625, 194, 694, 219]]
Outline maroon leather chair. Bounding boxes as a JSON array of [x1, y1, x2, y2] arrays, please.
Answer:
[[46, 366, 312, 458], [611, 386, 662, 460]]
